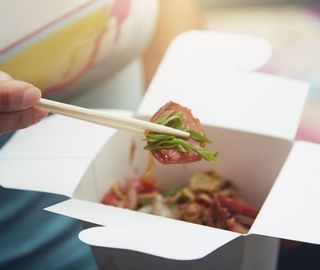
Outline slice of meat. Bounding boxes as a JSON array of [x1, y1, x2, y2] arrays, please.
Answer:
[[216, 194, 259, 219], [149, 101, 206, 164]]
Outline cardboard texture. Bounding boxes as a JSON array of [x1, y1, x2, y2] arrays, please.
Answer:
[[0, 31, 316, 270]]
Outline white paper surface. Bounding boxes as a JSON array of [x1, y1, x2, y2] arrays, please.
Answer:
[[46, 199, 240, 260], [250, 141, 320, 244], [0, 110, 131, 196], [138, 32, 308, 141], [0, 115, 114, 158], [0, 157, 91, 196], [164, 31, 272, 71]]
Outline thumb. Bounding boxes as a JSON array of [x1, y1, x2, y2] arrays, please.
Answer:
[[0, 77, 42, 112]]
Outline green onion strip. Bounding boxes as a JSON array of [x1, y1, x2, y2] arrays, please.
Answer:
[[144, 110, 218, 162]]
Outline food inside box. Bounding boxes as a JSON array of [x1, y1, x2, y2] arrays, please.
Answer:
[[101, 101, 258, 234], [101, 170, 258, 233]]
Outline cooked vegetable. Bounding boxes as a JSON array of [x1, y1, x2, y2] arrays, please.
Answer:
[[101, 171, 259, 233], [145, 102, 218, 164]]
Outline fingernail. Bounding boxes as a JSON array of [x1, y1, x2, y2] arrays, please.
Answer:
[[22, 87, 41, 107]]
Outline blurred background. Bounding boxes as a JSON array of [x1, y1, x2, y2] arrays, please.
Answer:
[[198, 1, 320, 269], [199, 0, 320, 144]]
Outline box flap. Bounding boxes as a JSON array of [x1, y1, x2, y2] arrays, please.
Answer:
[[0, 157, 92, 196], [138, 31, 308, 140], [156, 30, 272, 71], [0, 110, 132, 196], [250, 141, 320, 244], [46, 199, 240, 260]]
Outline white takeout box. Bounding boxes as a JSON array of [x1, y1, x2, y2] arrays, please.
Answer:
[[1, 31, 319, 270]]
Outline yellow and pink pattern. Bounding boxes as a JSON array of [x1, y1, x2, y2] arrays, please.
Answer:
[[0, 0, 131, 94]]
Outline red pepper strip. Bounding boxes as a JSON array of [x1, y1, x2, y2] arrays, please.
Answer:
[[132, 178, 157, 194], [216, 194, 259, 218], [215, 197, 230, 221], [101, 190, 120, 206]]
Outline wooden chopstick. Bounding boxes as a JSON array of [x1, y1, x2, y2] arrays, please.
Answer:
[[38, 98, 190, 138]]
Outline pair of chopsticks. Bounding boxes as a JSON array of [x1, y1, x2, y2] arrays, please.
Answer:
[[38, 98, 190, 138]]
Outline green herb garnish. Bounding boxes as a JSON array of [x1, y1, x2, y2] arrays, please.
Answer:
[[192, 146, 219, 161], [163, 187, 182, 197], [145, 110, 218, 162], [139, 198, 153, 207], [187, 129, 212, 144]]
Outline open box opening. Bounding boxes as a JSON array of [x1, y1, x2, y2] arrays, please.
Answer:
[[1, 31, 319, 270], [73, 124, 292, 210], [67, 121, 292, 270]]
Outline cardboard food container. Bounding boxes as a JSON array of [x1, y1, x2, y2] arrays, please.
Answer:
[[1, 31, 319, 270]]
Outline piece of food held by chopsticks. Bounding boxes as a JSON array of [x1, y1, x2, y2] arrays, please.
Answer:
[[144, 101, 218, 164]]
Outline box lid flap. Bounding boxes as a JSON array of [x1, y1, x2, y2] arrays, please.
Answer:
[[250, 141, 320, 244], [156, 30, 272, 72], [0, 110, 131, 196], [46, 199, 240, 260], [138, 31, 308, 140], [0, 157, 91, 196]]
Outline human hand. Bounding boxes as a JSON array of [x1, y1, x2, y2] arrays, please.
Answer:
[[0, 71, 49, 135]]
